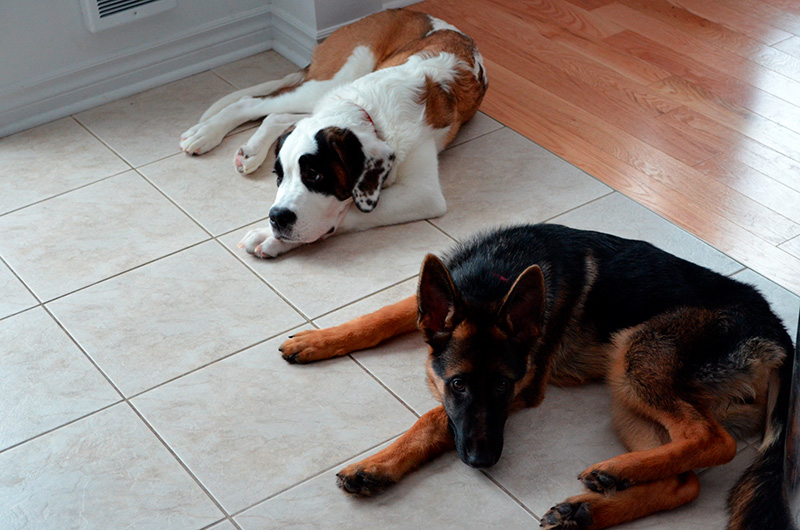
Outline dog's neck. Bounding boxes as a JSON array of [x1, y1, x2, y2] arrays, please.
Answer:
[[352, 103, 378, 138]]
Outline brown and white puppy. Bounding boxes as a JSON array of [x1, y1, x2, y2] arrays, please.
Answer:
[[179, 9, 487, 257]]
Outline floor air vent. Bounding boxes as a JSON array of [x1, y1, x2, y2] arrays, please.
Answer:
[[80, 0, 177, 33]]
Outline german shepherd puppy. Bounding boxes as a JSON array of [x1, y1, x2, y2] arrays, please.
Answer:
[[279, 224, 795, 530]]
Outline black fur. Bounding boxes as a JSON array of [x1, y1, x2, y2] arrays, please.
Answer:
[[427, 223, 795, 529]]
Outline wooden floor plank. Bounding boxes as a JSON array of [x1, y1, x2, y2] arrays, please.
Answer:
[[595, 3, 800, 107], [606, 30, 800, 148], [720, 0, 800, 36], [419, 4, 720, 166], [483, 0, 672, 85], [670, 0, 792, 46], [775, 36, 800, 59], [481, 61, 800, 293], [412, 0, 800, 294], [615, 0, 800, 82], [655, 106, 800, 193], [484, 0, 624, 39], [481, 60, 800, 246], [694, 155, 800, 226]]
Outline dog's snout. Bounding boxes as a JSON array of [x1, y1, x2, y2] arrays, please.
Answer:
[[269, 207, 297, 232], [463, 445, 500, 469]]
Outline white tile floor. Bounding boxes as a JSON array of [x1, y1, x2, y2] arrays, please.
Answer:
[[1, 50, 798, 530]]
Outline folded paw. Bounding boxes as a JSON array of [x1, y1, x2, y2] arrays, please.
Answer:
[[579, 469, 630, 494], [238, 229, 300, 259], [234, 144, 268, 175], [279, 329, 349, 364], [540, 502, 593, 530], [179, 122, 227, 155], [336, 462, 396, 497]]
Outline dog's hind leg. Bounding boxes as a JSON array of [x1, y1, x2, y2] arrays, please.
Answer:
[[336, 405, 454, 496], [541, 472, 701, 530], [279, 295, 418, 364], [180, 46, 377, 155], [578, 316, 739, 493]]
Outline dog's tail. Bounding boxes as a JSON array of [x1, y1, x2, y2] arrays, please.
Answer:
[[199, 68, 308, 122], [727, 339, 797, 530]]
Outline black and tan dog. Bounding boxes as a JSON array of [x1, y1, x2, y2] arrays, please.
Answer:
[[279, 224, 795, 530]]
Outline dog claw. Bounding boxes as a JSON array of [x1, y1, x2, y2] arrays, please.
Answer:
[[580, 470, 630, 494], [541, 502, 593, 529]]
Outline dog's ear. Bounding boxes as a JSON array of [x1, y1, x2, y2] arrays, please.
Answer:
[[350, 137, 395, 213], [497, 265, 545, 342], [417, 254, 460, 344]]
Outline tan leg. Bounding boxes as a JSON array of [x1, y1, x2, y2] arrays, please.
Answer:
[[336, 405, 454, 496], [279, 295, 417, 363], [541, 472, 700, 530]]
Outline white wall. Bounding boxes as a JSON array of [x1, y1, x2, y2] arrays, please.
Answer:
[[0, 0, 420, 138]]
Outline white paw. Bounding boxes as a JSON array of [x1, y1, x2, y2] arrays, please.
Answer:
[[179, 122, 226, 155], [237, 229, 301, 259], [234, 144, 268, 175]]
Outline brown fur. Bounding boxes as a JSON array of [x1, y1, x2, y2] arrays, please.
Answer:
[[335, 405, 453, 495], [278, 236, 790, 529], [279, 295, 417, 364], [305, 11, 434, 82], [304, 10, 486, 146]]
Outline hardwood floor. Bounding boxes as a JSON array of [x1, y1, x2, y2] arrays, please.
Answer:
[[409, 0, 800, 295]]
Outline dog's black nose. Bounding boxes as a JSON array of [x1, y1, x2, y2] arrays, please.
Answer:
[[464, 451, 499, 469], [269, 207, 297, 232]]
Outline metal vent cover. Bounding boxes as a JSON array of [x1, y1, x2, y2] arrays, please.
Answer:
[[80, 0, 177, 33]]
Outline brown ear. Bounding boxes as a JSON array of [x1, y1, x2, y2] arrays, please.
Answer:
[[497, 265, 546, 341], [417, 254, 460, 344]]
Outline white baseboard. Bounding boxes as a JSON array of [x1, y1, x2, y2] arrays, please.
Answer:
[[0, 6, 273, 138], [271, 6, 317, 68], [382, 0, 422, 9], [0, 2, 424, 138]]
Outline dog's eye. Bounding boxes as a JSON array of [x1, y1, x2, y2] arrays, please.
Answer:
[[273, 161, 284, 186], [496, 379, 510, 393], [450, 378, 466, 393], [304, 169, 324, 184]]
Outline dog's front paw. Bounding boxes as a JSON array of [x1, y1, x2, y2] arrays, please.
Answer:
[[336, 462, 396, 497], [578, 469, 630, 494], [279, 329, 348, 364], [179, 122, 226, 155], [234, 143, 268, 175], [238, 229, 299, 258], [540, 502, 593, 530]]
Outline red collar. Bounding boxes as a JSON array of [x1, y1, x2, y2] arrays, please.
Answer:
[[354, 104, 378, 136]]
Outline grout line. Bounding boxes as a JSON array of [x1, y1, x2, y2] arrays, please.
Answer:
[[227, 433, 404, 520], [209, 70, 239, 89], [0, 303, 41, 324], [0, 400, 123, 457], [72, 115, 137, 170], [444, 122, 506, 151], [541, 189, 616, 224], [41, 304, 126, 400], [480, 470, 540, 521], [727, 266, 748, 277], [125, 322, 307, 400], [134, 168, 217, 237], [346, 354, 421, 419], [0, 253, 42, 308], [0, 170, 129, 220], [425, 219, 460, 243], [127, 400, 231, 520], [309, 274, 418, 321], [38, 237, 214, 305], [210, 237, 315, 325]]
